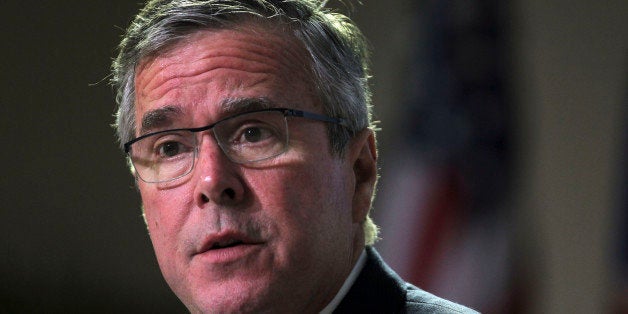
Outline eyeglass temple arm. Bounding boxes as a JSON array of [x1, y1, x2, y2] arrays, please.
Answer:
[[285, 109, 348, 127]]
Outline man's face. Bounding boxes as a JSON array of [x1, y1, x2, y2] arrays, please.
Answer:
[[133, 24, 376, 313]]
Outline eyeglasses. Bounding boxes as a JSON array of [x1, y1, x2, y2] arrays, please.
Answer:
[[124, 108, 347, 183]]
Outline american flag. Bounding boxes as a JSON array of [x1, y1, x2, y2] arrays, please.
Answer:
[[373, 1, 520, 312]]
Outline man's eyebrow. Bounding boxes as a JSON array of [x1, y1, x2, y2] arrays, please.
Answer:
[[139, 98, 277, 134], [140, 105, 184, 134], [220, 97, 275, 116]]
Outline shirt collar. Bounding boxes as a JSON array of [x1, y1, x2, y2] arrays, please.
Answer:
[[319, 249, 367, 314]]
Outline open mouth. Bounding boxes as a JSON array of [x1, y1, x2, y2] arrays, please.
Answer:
[[195, 233, 262, 263], [196, 231, 263, 258], [209, 239, 244, 250]]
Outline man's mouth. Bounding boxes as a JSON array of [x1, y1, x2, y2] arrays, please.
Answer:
[[209, 239, 245, 250], [194, 231, 264, 264], [197, 231, 261, 255]]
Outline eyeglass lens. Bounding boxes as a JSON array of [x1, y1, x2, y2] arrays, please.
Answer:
[[128, 110, 289, 183]]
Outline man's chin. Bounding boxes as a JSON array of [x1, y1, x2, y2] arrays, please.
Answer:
[[182, 279, 280, 314]]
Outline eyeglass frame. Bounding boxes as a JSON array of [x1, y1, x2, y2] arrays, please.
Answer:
[[123, 107, 348, 183]]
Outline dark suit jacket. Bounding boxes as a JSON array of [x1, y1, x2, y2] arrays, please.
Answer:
[[334, 247, 479, 313]]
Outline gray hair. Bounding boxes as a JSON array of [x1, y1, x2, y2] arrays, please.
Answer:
[[111, 0, 378, 244]]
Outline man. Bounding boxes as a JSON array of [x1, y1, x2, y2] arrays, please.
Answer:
[[111, 0, 478, 313]]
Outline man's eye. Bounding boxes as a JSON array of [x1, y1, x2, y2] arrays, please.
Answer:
[[243, 127, 264, 143], [157, 141, 183, 157], [238, 125, 274, 144]]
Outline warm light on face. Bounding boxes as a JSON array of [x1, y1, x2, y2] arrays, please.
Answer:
[[125, 108, 347, 183], [132, 26, 370, 313]]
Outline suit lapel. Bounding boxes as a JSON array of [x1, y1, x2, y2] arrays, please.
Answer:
[[334, 247, 406, 313]]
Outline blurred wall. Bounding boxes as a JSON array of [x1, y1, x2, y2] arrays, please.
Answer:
[[361, 1, 627, 313], [509, 1, 627, 313], [1, 1, 626, 313], [1, 1, 186, 312]]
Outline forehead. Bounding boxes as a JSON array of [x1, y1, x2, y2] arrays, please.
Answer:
[[134, 21, 317, 131]]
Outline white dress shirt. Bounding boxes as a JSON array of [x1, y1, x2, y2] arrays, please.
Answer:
[[319, 250, 367, 314]]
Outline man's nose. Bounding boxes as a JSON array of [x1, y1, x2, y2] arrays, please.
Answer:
[[192, 134, 245, 207]]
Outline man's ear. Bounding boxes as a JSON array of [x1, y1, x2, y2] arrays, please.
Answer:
[[348, 129, 378, 223]]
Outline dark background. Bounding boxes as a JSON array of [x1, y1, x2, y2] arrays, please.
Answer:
[[1, 2, 185, 312], [2, 1, 626, 313]]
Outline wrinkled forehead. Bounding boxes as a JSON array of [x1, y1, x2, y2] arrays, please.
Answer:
[[135, 18, 313, 85], [133, 20, 319, 133]]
